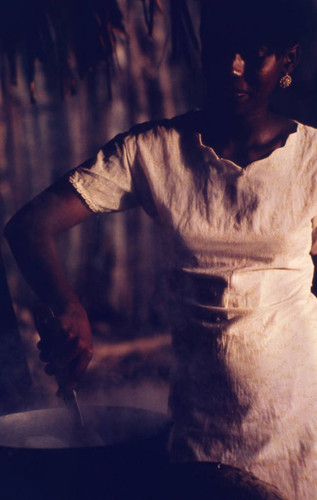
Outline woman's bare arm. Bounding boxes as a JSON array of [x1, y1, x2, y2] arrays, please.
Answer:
[[5, 178, 95, 395]]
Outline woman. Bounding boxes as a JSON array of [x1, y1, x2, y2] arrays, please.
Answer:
[[5, 0, 317, 497]]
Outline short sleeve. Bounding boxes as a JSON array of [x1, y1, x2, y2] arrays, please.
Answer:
[[68, 133, 138, 213]]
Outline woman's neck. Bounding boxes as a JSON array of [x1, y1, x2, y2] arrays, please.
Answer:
[[200, 104, 296, 167], [201, 102, 273, 145]]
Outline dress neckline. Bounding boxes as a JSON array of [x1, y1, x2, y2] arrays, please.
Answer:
[[196, 120, 300, 172]]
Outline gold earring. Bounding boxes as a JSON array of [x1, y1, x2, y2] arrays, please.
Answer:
[[280, 73, 292, 89]]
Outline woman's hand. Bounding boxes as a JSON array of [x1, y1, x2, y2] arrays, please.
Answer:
[[36, 301, 93, 396]]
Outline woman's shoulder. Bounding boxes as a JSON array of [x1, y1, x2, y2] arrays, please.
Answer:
[[293, 122, 317, 165], [125, 110, 201, 141], [297, 121, 317, 143]]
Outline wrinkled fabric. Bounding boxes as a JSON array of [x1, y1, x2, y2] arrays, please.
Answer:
[[69, 112, 317, 499]]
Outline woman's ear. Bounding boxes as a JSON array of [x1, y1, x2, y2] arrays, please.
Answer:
[[282, 44, 301, 74]]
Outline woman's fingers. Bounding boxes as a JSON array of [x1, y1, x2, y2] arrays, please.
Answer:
[[38, 315, 93, 389], [50, 336, 92, 375], [39, 351, 51, 363], [36, 302, 93, 391], [42, 343, 92, 380], [37, 332, 67, 364], [40, 334, 87, 373], [44, 363, 55, 376], [38, 339, 55, 363]]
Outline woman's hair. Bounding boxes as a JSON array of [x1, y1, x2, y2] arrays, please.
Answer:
[[200, 0, 316, 55]]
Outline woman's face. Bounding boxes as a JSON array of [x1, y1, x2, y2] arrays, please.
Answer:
[[202, 39, 290, 115]]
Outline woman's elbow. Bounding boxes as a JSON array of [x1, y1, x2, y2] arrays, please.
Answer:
[[5, 217, 27, 257], [5, 209, 45, 251], [5, 213, 25, 245]]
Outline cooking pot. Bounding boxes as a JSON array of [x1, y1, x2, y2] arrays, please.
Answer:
[[0, 405, 288, 500], [0, 405, 171, 500]]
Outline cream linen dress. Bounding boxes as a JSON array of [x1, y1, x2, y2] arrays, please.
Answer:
[[69, 111, 317, 499]]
